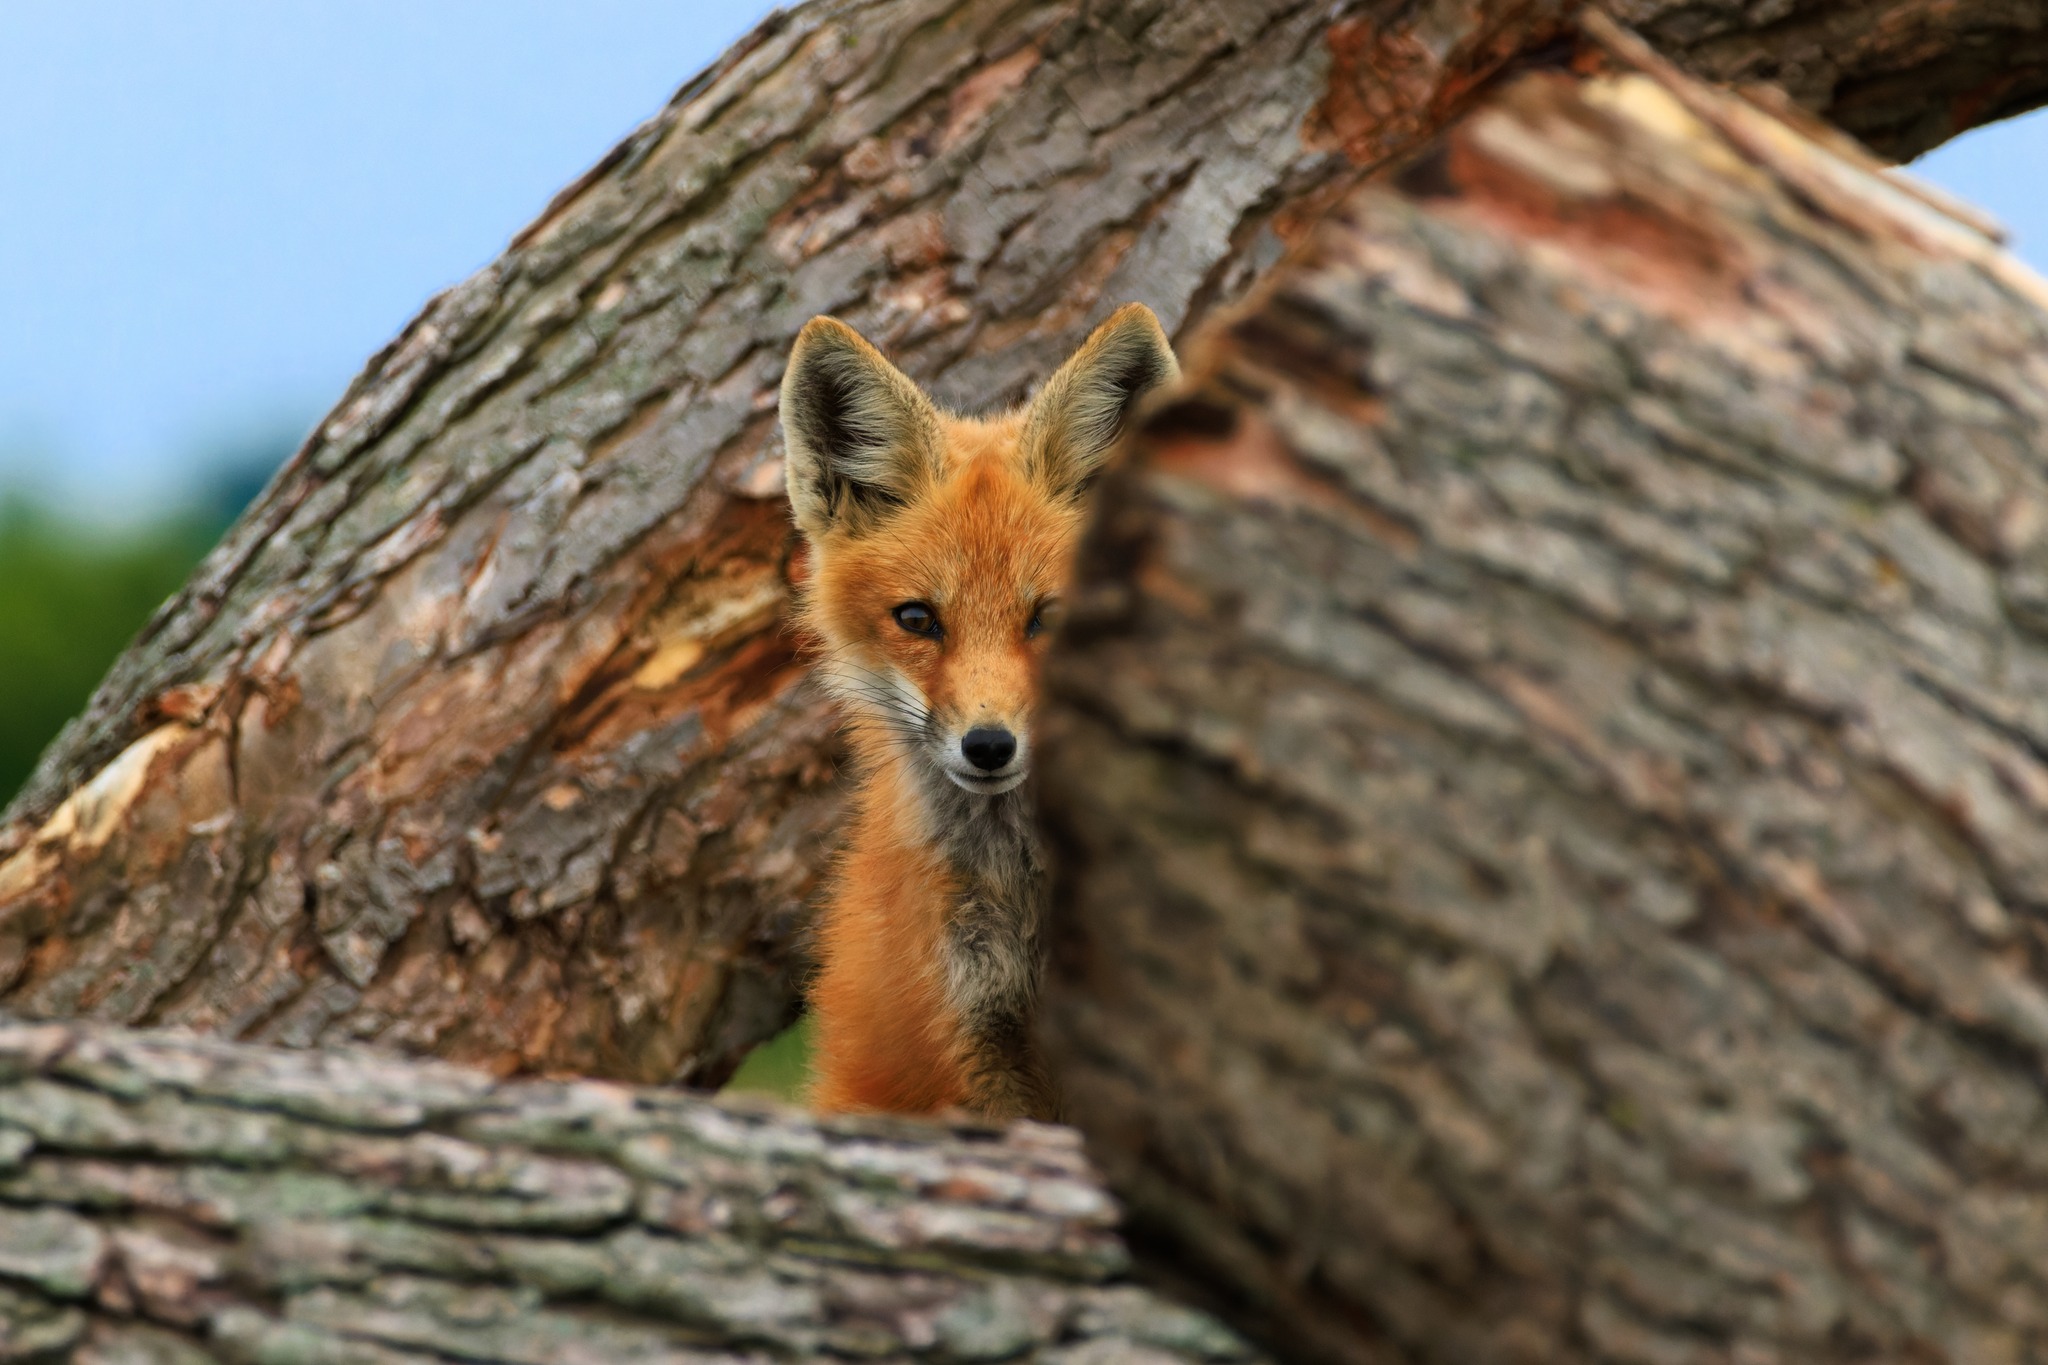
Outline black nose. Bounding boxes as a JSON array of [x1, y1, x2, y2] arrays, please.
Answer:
[[960, 727, 1018, 772]]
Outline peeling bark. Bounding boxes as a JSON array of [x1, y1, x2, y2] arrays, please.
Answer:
[[1041, 22, 2048, 1365], [0, 1018, 1258, 1364]]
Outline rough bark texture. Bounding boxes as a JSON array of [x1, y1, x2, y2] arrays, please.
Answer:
[[0, 1018, 1259, 1364], [4, 0, 2045, 1087], [1040, 23, 2048, 1365]]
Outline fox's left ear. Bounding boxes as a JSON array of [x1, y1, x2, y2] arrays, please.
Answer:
[[1021, 303, 1179, 501]]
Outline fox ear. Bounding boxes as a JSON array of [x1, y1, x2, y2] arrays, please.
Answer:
[[781, 317, 944, 539], [1022, 303, 1179, 501]]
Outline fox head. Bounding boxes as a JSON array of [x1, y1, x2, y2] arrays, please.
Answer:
[[781, 304, 1178, 801]]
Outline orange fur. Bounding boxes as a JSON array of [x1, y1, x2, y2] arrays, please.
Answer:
[[781, 305, 1177, 1118], [806, 432, 1079, 1114]]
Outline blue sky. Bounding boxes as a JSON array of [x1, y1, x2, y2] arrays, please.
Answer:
[[1913, 117, 2048, 263], [0, 2, 771, 519], [0, 5, 2043, 522]]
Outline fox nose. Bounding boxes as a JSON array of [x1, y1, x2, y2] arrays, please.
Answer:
[[960, 726, 1018, 772]]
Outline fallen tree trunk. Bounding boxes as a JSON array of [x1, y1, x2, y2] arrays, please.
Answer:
[[0, 1017, 1258, 1364], [1040, 19, 2048, 1365], [4, 0, 2043, 1084]]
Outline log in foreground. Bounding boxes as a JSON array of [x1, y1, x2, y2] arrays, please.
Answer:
[[0, 1018, 1256, 1364], [8, 0, 2048, 1086], [1042, 24, 2048, 1365]]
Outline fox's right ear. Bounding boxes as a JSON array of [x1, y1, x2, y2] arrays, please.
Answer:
[[1020, 303, 1179, 503], [780, 317, 944, 540]]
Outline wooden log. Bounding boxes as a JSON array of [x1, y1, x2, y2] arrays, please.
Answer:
[[0, 1017, 1259, 1364], [1040, 19, 2048, 1365]]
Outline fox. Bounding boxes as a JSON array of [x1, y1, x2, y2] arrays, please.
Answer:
[[779, 304, 1179, 1121]]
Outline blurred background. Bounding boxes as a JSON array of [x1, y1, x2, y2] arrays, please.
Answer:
[[1, 2, 2044, 812]]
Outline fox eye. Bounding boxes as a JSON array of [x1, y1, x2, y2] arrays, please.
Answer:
[[1026, 600, 1060, 639], [892, 601, 941, 638]]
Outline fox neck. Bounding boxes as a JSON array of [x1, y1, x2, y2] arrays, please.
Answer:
[[856, 721, 1047, 1035], [854, 720, 1044, 898]]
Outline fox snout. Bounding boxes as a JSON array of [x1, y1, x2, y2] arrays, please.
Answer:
[[940, 716, 1029, 794], [960, 726, 1016, 772]]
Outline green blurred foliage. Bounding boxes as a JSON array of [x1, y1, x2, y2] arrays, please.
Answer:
[[0, 432, 291, 806], [721, 1014, 815, 1103], [0, 496, 221, 803]]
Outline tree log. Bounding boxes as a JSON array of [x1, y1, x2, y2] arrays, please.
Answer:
[[1040, 20, 2048, 1365], [0, 1017, 1258, 1364], [5, 0, 2046, 1084]]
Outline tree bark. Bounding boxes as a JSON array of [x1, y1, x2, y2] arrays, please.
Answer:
[[0, 1017, 1260, 1364], [3, 0, 2043, 1085], [1040, 18, 2048, 1365]]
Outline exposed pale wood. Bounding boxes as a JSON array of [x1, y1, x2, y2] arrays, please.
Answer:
[[1040, 23, 2048, 1365]]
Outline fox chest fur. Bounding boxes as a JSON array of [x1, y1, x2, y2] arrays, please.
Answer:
[[780, 303, 1178, 1120]]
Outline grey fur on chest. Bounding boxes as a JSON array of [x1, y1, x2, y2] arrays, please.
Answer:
[[930, 785, 1045, 1028]]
